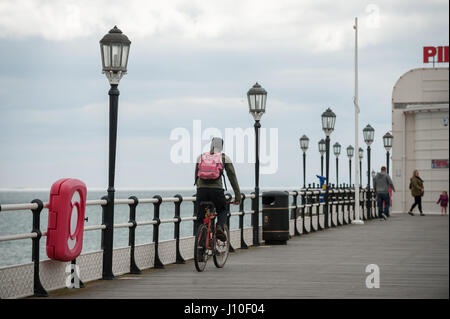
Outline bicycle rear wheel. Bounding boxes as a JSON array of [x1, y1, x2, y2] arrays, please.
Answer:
[[194, 224, 209, 272], [213, 224, 230, 268]]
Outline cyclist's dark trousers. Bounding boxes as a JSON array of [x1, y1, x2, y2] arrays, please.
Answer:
[[409, 196, 423, 213], [195, 188, 227, 233]]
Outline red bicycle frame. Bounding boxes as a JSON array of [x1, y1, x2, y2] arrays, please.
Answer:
[[202, 211, 217, 250], [200, 201, 233, 250]]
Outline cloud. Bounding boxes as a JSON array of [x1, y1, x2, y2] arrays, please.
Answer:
[[2, 0, 446, 53], [0, 0, 448, 189]]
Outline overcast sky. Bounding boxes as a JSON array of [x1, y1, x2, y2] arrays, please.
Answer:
[[0, 0, 448, 191]]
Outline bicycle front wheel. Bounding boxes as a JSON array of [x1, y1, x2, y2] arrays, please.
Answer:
[[194, 224, 208, 272], [213, 224, 230, 268]]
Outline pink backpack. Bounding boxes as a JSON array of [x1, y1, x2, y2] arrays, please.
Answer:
[[197, 152, 223, 180]]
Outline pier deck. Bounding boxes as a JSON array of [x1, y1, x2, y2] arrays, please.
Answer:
[[46, 214, 448, 299]]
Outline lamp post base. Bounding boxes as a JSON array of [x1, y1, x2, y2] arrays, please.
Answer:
[[351, 219, 364, 225]]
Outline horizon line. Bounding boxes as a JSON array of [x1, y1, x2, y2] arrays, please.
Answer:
[[0, 186, 303, 192]]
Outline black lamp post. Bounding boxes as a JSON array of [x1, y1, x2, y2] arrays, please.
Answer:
[[358, 147, 363, 186], [383, 132, 393, 174], [300, 135, 309, 188], [247, 82, 267, 247], [346, 145, 354, 187], [99, 26, 131, 280], [321, 108, 336, 228], [318, 139, 326, 176], [333, 142, 341, 187], [363, 124, 375, 220]]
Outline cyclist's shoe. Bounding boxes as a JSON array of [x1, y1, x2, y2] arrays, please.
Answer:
[[215, 225, 227, 242]]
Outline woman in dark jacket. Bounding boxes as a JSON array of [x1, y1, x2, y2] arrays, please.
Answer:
[[408, 169, 425, 216]]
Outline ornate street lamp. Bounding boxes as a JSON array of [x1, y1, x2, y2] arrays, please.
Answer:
[[100, 26, 131, 85], [299, 135, 309, 188], [99, 26, 131, 280], [247, 82, 267, 121], [318, 139, 326, 176], [383, 132, 393, 174], [321, 108, 336, 228], [247, 82, 267, 246], [322, 108, 336, 137], [346, 145, 354, 186], [363, 124, 375, 219], [363, 124, 375, 145]]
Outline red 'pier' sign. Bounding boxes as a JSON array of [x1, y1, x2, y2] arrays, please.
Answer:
[[423, 46, 449, 63]]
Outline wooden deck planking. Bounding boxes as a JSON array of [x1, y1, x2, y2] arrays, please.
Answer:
[[45, 214, 448, 299]]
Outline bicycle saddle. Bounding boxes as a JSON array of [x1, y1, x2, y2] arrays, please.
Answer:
[[199, 201, 216, 212]]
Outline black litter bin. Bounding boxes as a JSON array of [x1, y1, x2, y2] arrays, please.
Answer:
[[262, 191, 290, 245]]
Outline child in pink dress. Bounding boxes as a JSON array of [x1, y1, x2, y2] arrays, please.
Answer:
[[437, 191, 448, 215]]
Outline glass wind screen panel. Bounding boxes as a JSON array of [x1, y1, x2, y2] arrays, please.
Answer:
[[261, 95, 267, 111], [386, 138, 392, 147], [255, 95, 261, 110], [331, 117, 336, 129], [103, 45, 111, 68], [121, 45, 129, 68], [322, 117, 329, 130], [248, 95, 256, 111], [319, 142, 325, 152], [111, 44, 122, 68]]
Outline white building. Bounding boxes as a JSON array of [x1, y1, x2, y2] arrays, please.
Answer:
[[391, 67, 449, 214]]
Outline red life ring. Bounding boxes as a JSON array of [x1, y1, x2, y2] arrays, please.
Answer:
[[46, 178, 87, 261]]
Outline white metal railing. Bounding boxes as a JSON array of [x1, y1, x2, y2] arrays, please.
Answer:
[[0, 188, 370, 243], [0, 193, 251, 241], [0, 187, 377, 299]]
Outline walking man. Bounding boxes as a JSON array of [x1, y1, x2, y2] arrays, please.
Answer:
[[373, 166, 396, 220]]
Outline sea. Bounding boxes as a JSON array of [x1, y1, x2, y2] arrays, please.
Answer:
[[0, 188, 265, 268]]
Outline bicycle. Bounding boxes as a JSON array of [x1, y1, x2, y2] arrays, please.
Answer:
[[194, 201, 231, 272]]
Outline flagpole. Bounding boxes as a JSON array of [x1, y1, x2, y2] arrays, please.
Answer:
[[352, 17, 364, 225]]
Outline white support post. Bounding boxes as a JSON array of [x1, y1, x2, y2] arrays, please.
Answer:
[[352, 17, 364, 225]]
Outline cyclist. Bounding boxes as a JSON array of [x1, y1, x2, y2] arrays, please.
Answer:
[[194, 137, 241, 241]]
